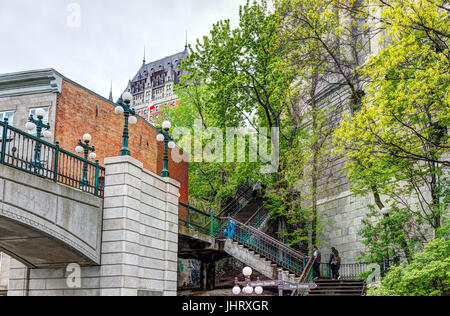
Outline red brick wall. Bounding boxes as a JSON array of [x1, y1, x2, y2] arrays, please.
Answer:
[[54, 80, 188, 216]]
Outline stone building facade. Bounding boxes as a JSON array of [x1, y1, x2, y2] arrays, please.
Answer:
[[123, 47, 188, 124]]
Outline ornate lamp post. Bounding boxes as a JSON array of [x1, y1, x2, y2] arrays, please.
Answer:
[[75, 133, 97, 187], [26, 108, 52, 169], [232, 267, 317, 297], [156, 120, 176, 178], [232, 267, 264, 296], [114, 92, 138, 156]]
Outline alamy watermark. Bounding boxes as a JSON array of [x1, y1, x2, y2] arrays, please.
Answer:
[[66, 263, 81, 288], [170, 120, 279, 174], [67, 3, 81, 28]]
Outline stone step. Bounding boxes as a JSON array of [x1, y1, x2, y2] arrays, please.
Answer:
[[314, 283, 364, 287], [314, 287, 365, 291], [315, 280, 364, 284], [310, 289, 363, 293], [308, 294, 362, 297]]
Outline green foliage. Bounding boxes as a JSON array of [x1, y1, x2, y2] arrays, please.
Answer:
[[367, 238, 450, 296], [166, 0, 288, 212], [358, 204, 432, 264], [333, 0, 450, 261]]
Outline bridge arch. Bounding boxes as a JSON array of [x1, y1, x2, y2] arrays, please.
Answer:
[[0, 164, 103, 268]]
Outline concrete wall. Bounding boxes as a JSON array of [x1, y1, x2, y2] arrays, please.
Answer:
[[8, 156, 180, 296], [317, 192, 373, 264]]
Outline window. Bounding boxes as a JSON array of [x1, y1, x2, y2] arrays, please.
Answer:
[[28, 108, 49, 135], [0, 111, 14, 139], [0, 111, 14, 124]]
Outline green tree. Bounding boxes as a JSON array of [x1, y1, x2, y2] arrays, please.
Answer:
[[168, 0, 290, 213], [273, 0, 373, 246], [334, 0, 450, 262], [367, 237, 450, 296]]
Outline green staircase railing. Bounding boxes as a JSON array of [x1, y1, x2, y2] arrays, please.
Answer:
[[179, 203, 225, 237], [220, 218, 311, 277], [245, 206, 272, 230], [292, 258, 316, 296], [179, 185, 313, 281]]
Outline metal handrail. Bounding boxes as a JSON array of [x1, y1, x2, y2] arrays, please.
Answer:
[[245, 206, 264, 225], [179, 202, 224, 236], [198, 185, 254, 231], [217, 185, 253, 218], [0, 120, 105, 197], [292, 257, 316, 296], [246, 207, 271, 229], [319, 262, 370, 280], [221, 217, 310, 276], [221, 217, 306, 259]]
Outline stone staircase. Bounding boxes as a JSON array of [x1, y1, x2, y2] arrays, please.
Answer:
[[223, 240, 299, 284], [307, 280, 366, 296]]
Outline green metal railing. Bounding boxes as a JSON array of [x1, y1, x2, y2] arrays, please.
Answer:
[[179, 187, 312, 279], [216, 185, 254, 218], [0, 119, 105, 197], [179, 185, 255, 236], [246, 206, 271, 229], [221, 218, 311, 277], [292, 258, 316, 296], [179, 202, 225, 236]]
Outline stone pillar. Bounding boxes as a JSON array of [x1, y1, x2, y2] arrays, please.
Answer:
[[100, 156, 179, 296], [200, 261, 216, 291]]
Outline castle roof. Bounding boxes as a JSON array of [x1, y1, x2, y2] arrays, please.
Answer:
[[131, 49, 187, 83]]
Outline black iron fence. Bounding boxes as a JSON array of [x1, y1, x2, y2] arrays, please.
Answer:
[[0, 119, 105, 197]]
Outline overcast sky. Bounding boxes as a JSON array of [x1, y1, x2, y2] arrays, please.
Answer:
[[0, 0, 246, 99]]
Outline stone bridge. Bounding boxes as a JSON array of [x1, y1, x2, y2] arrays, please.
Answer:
[[0, 163, 103, 268], [1, 156, 180, 296]]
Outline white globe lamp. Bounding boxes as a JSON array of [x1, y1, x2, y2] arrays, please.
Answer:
[[43, 130, 52, 138], [83, 134, 92, 143], [243, 267, 253, 277], [129, 116, 138, 125], [156, 134, 165, 142], [89, 152, 97, 160], [75, 146, 84, 154], [26, 122, 36, 131], [168, 141, 176, 149], [35, 108, 46, 118], [115, 106, 124, 115], [244, 286, 254, 295], [122, 92, 133, 104], [255, 286, 264, 295], [162, 120, 172, 131], [232, 286, 241, 296]]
